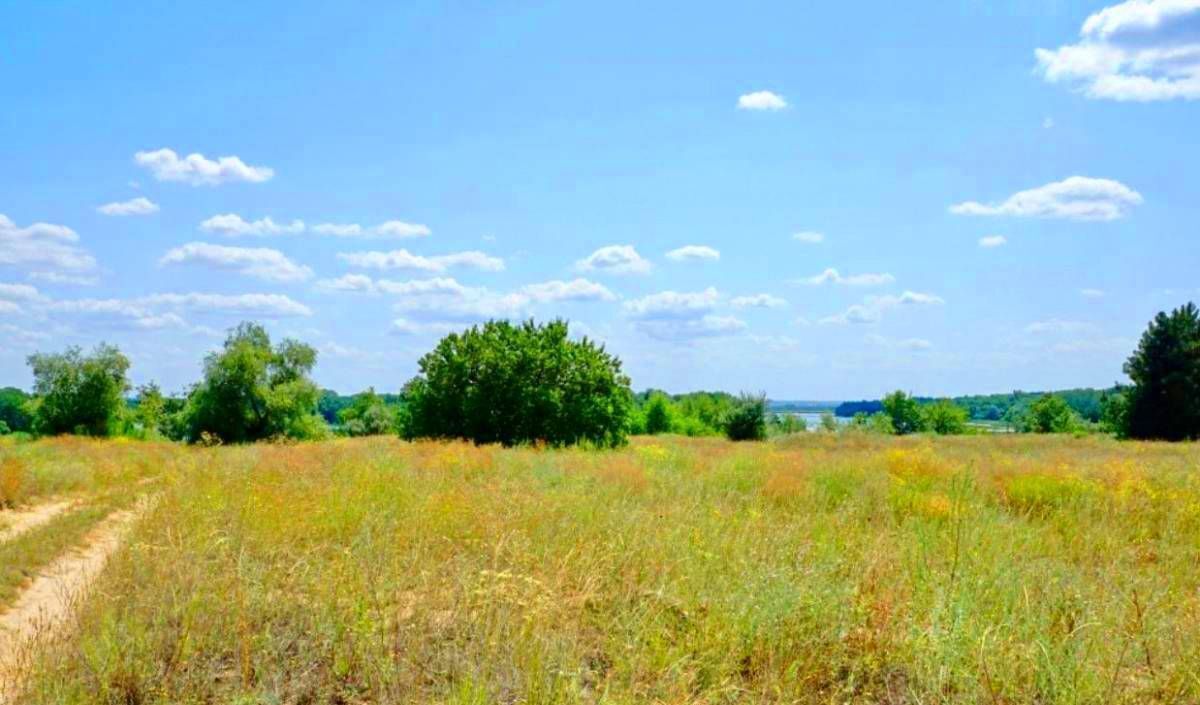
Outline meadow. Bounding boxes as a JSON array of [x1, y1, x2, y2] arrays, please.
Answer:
[[1, 433, 1199, 704]]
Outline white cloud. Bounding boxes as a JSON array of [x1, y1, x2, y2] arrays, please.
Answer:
[[978, 235, 1008, 248], [1043, 117, 1056, 129], [159, 242, 313, 283], [950, 176, 1143, 221], [0, 283, 45, 303], [28, 271, 99, 286], [820, 290, 945, 325], [338, 249, 504, 273], [731, 293, 787, 308], [141, 292, 311, 317], [134, 148, 274, 185], [1036, 0, 1200, 101], [97, 197, 159, 216], [792, 231, 825, 244], [0, 300, 20, 315], [624, 287, 720, 319], [0, 214, 97, 273], [519, 278, 616, 303], [0, 323, 50, 346], [314, 273, 382, 294], [798, 268, 896, 287], [635, 315, 747, 342], [377, 278, 470, 297], [866, 333, 933, 351], [1025, 319, 1099, 335], [665, 245, 720, 262], [313, 220, 431, 239], [200, 213, 305, 237], [1081, 288, 1106, 298], [575, 245, 652, 275], [390, 318, 461, 337], [737, 90, 788, 110]]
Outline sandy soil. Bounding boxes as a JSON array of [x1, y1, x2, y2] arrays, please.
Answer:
[[0, 500, 77, 545]]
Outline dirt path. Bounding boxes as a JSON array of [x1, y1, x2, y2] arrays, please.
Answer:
[[0, 505, 144, 703], [0, 500, 77, 545]]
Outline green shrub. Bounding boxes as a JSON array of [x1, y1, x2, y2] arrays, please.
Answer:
[[643, 393, 674, 435], [723, 394, 767, 441], [922, 399, 968, 435], [882, 390, 926, 435], [1024, 394, 1080, 433], [26, 343, 130, 437]]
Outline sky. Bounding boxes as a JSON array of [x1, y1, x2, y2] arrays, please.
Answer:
[[2, 0, 1198, 400]]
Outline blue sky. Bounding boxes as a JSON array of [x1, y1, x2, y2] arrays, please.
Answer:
[[2, 0, 1198, 399]]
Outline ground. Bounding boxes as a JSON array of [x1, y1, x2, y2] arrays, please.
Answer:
[[0, 433, 1198, 704]]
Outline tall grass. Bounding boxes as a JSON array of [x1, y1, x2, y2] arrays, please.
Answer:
[[13, 434, 1200, 703]]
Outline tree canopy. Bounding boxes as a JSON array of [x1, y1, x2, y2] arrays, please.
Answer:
[[1121, 302, 1200, 441], [25, 344, 130, 436], [401, 319, 631, 447]]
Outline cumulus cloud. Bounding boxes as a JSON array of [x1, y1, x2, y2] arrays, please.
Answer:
[[792, 231, 825, 244], [575, 245, 652, 275], [28, 271, 99, 286], [798, 268, 895, 286], [731, 293, 787, 308], [950, 176, 1143, 221], [820, 291, 945, 325], [624, 287, 721, 319], [665, 245, 720, 262], [737, 90, 788, 110], [159, 242, 313, 282], [200, 214, 305, 237], [0, 283, 45, 303], [1035, 0, 1200, 101], [978, 235, 1008, 248], [0, 214, 97, 273], [1081, 288, 1107, 298], [635, 315, 746, 342], [866, 333, 933, 351], [623, 288, 742, 341], [313, 220, 431, 239], [141, 292, 311, 317], [519, 278, 616, 303], [338, 249, 504, 273], [134, 148, 274, 185], [97, 197, 159, 216]]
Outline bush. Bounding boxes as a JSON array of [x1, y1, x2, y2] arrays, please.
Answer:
[[819, 412, 838, 432], [1024, 394, 1079, 433], [1121, 302, 1200, 440], [922, 399, 968, 435], [0, 387, 32, 434], [339, 388, 397, 437], [643, 393, 674, 435], [770, 413, 807, 435], [26, 344, 130, 437], [723, 394, 767, 441], [882, 391, 926, 435], [401, 319, 632, 447]]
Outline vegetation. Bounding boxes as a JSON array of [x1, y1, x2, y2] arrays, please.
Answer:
[[721, 393, 767, 441], [922, 398, 969, 435], [837, 387, 1115, 423], [25, 344, 130, 437], [180, 322, 327, 444], [1121, 302, 1200, 441], [1022, 394, 1081, 433], [881, 390, 926, 435], [337, 388, 398, 437], [0, 387, 33, 434], [401, 319, 631, 447], [7, 434, 1200, 704]]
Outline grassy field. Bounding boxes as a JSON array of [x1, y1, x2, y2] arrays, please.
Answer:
[[2, 434, 1200, 703]]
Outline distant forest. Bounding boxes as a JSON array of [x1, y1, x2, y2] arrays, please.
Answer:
[[833, 387, 1121, 423]]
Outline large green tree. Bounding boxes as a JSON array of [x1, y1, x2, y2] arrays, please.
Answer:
[[882, 390, 926, 435], [1122, 302, 1200, 440], [401, 319, 631, 447], [1024, 394, 1079, 433], [181, 322, 326, 443], [26, 344, 130, 436], [0, 387, 33, 434]]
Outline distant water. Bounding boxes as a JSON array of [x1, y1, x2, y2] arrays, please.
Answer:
[[785, 412, 851, 431]]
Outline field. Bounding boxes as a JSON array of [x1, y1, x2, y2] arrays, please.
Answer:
[[1, 434, 1199, 704]]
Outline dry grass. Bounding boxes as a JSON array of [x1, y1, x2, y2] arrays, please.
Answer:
[[9, 433, 1200, 704]]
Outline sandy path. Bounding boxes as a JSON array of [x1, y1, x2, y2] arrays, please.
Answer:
[[0, 500, 77, 545], [0, 505, 144, 702]]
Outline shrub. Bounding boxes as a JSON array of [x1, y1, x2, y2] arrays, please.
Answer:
[[922, 399, 968, 435], [882, 390, 927, 435], [0, 457, 22, 507], [819, 412, 838, 432], [26, 343, 130, 437], [1121, 302, 1200, 440], [770, 413, 807, 435], [1024, 394, 1079, 433], [723, 393, 767, 441], [339, 388, 397, 437], [643, 393, 674, 435], [401, 319, 632, 447]]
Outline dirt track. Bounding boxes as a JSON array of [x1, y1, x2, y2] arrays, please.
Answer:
[[0, 500, 77, 545]]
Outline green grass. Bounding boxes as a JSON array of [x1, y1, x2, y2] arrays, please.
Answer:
[[11, 434, 1200, 704]]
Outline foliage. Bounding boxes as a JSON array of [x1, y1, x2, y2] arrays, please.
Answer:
[[1121, 302, 1200, 441], [338, 388, 398, 437], [0, 419, 9, 436], [722, 393, 767, 441], [819, 411, 838, 432], [922, 399, 968, 435], [851, 411, 894, 434], [0, 387, 33, 434], [1099, 389, 1129, 436], [401, 319, 631, 447], [881, 390, 927, 435], [180, 322, 327, 444], [1023, 394, 1080, 433], [769, 413, 807, 435], [25, 344, 130, 437], [642, 393, 674, 435], [836, 387, 1116, 423], [130, 383, 168, 438]]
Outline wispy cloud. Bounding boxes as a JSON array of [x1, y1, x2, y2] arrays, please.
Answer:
[[792, 231, 825, 244], [797, 268, 895, 287], [159, 242, 313, 282], [950, 176, 1143, 221], [820, 291, 945, 325], [97, 197, 159, 216], [313, 220, 431, 239], [337, 249, 503, 273], [134, 148, 274, 185], [665, 245, 720, 262], [200, 214, 305, 237], [731, 293, 787, 308]]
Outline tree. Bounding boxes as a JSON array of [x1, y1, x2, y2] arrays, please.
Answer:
[[26, 344, 130, 436], [0, 420, 9, 435], [339, 388, 397, 437], [1024, 394, 1079, 433], [133, 382, 168, 438], [922, 399, 968, 435], [770, 413, 807, 435], [1121, 303, 1200, 441], [722, 393, 767, 441], [401, 319, 631, 447], [882, 391, 926, 435], [181, 322, 327, 443], [819, 412, 838, 432], [0, 387, 32, 434], [643, 393, 674, 435]]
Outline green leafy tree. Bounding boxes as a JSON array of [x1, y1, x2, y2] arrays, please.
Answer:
[[882, 390, 926, 435], [182, 322, 327, 443], [722, 393, 767, 441], [1121, 303, 1200, 440], [133, 382, 168, 438], [0, 387, 33, 434], [1024, 394, 1079, 433], [401, 319, 631, 447], [26, 344, 130, 436], [339, 388, 397, 437], [1100, 389, 1129, 436], [819, 412, 838, 432], [770, 413, 807, 435], [0, 420, 9, 435], [643, 393, 674, 435], [922, 399, 968, 435]]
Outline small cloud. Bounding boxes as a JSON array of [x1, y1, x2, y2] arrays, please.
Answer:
[[978, 235, 1008, 248], [665, 245, 720, 262], [0, 214, 97, 273], [731, 293, 787, 309], [1081, 288, 1106, 298], [200, 214, 305, 237], [519, 278, 616, 303], [737, 90, 788, 111], [159, 242, 313, 283], [634, 315, 747, 342], [1043, 117, 1055, 129], [1025, 319, 1099, 335], [314, 220, 431, 239], [133, 148, 274, 186], [97, 197, 159, 216], [950, 176, 1143, 221], [792, 231, 825, 244], [866, 333, 934, 351], [337, 249, 503, 273], [624, 287, 720, 319], [797, 268, 895, 287], [820, 291, 945, 325], [575, 245, 651, 275]]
